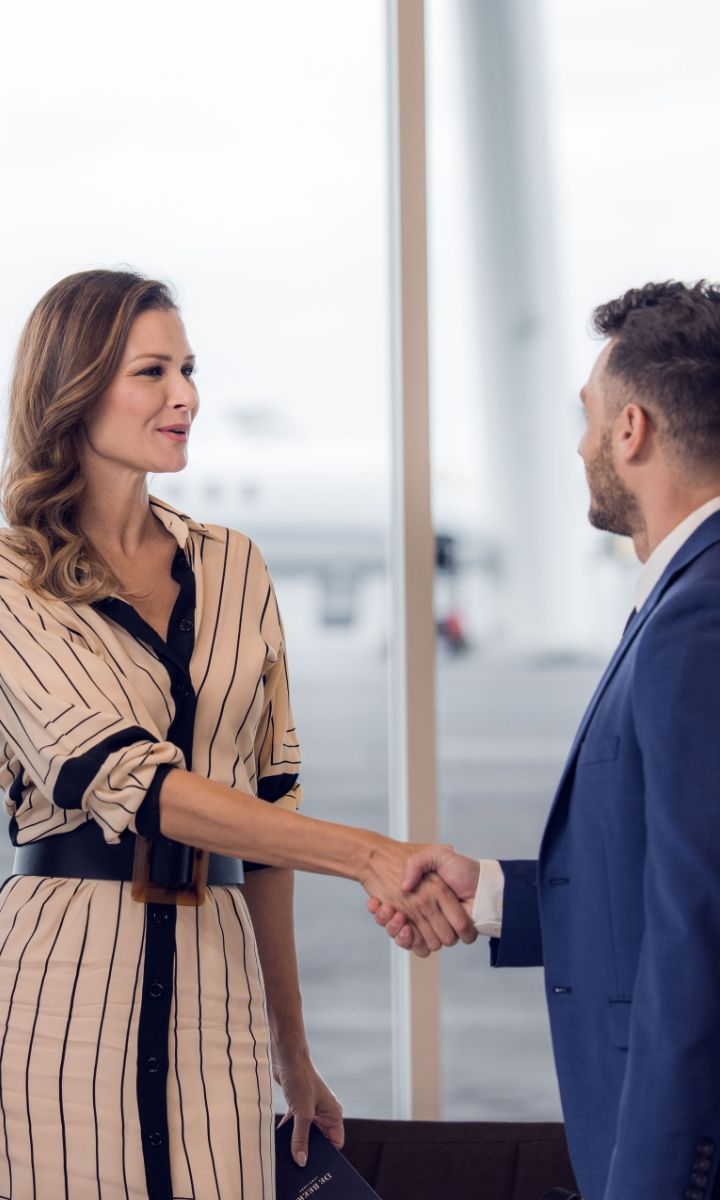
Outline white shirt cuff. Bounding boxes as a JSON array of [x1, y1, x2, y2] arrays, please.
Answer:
[[471, 859, 504, 938]]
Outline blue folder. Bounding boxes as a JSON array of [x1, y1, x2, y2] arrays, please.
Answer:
[[275, 1119, 382, 1199]]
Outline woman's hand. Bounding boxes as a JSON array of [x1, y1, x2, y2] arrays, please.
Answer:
[[359, 838, 477, 952], [274, 1048, 344, 1168]]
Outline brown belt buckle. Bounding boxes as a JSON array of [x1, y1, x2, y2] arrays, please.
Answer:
[[131, 835, 209, 906]]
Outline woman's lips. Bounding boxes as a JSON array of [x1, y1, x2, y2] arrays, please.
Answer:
[[158, 429, 189, 442]]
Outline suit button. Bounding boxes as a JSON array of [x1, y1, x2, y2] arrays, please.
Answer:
[[149, 982, 165, 999], [695, 1158, 712, 1172], [148, 1131, 163, 1147], [691, 1172, 709, 1187], [685, 1191, 702, 1200], [697, 1141, 715, 1156], [145, 1057, 160, 1073], [552, 986, 572, 994]]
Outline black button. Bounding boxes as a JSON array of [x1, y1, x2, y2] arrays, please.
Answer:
[[685, 1191, 702, 1200], [552, 986, 572, 994], [145, 1057, 160, 1074], [691, 1172, 709, 1187], [152, 909, 169, 924], [174, 683, 190, 700], [695, 1158, 712, 1173], [149, 982, 165, 999], [178, 618, 193, 633], [697, 1142, 715, 1156], [148, 1131, 163, 1148]]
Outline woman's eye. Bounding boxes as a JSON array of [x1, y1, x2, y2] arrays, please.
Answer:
[[136, 363, 196, 378]]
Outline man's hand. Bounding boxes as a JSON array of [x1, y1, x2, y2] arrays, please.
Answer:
[[403, 845, 481, 898], [367, 846, 481, 952], [359, 838, 477, 953]]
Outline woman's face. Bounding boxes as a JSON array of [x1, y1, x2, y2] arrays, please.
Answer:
[[82, 307, 199, 479]]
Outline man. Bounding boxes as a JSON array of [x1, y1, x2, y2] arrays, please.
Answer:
[[371, 282, 720, 1200]]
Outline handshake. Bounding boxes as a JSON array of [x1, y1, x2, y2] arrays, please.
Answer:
[[362, 841, 483, 958]]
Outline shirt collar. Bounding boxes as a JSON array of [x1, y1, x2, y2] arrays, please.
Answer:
[[634, 495, 720, 611], [148, 495, 221, 548]]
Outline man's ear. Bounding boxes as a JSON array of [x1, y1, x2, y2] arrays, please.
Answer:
[[616, 402, 652, 463]]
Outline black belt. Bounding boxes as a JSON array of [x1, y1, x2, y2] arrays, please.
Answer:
[[12, 819, 244, 888]]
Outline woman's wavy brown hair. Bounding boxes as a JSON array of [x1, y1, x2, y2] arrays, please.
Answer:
[[1, 268, 177, 602]]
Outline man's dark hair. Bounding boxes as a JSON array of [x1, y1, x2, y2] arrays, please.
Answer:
[[593, 280, 720, 464]]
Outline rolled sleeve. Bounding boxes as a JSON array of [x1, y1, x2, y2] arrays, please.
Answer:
[[0, 583, 185, 843]]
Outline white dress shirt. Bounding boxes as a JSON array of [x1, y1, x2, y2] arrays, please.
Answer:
[[471, 496, 720, 936]]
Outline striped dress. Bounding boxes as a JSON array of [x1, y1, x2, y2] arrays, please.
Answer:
[[0, 497, 302, 1199]]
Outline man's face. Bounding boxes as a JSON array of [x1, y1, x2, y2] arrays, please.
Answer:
[[578, 342, 641, 537]]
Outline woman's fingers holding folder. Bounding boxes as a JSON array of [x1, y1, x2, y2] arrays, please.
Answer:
[[276, 1055, 344, 1167]]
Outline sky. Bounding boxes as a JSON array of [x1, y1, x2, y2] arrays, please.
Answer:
[[2, 0, 720, 642], [3, 0, 720, 454], [0, 0, 390, 449]]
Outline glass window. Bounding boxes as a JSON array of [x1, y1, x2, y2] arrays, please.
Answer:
[[0, 0, 394, 1116], [428, 0, 720, 1118]]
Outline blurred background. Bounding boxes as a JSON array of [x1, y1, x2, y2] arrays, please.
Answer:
[[2, 0, 720, 1120]]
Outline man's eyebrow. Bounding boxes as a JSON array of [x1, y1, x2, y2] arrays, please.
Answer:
[[127, 352, 196, 364]]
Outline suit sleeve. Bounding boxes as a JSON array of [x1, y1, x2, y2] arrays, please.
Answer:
[[490, 859, 544, 967], [605, 583, 720, 1199], [0, 579, 185, 844]]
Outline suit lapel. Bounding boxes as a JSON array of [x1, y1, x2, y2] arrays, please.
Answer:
[[543, 511, 720, 836]]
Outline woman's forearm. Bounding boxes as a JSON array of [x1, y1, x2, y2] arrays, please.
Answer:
[[240, 868, 309, 1059], [157, 767, 376, 880], [156, 767, 476, 951]]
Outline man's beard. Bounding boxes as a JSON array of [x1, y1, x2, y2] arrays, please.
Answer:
[[585, 431, 641, 537]]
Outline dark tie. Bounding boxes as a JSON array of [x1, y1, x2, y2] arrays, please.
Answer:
[[622, 607, 639, 637]]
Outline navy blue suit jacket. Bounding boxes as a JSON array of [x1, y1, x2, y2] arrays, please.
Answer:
[[493, 512, 720, 1200]]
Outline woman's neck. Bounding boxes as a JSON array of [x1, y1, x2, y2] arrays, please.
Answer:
[[76, 473, 158, 558]]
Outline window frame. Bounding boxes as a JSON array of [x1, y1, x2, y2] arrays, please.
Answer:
[[387, 0, 442, 1119]]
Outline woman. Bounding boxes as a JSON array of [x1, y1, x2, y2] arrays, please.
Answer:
[[0, 270, 474, 1200]]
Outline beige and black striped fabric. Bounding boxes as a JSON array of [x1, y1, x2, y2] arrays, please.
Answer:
[[0, 498, 302, 1199]]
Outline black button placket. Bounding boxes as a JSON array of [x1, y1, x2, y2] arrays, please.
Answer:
[[95, 545, 197, 1200], [138, 903, 176, 1196]]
